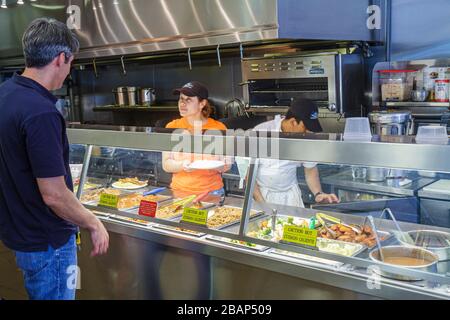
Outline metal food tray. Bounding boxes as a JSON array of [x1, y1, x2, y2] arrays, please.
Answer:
[[153, 201, 217, 221], [268, 248, 344, 267], [151, 224, 206, 237], [205, 235, 269, 252], [91, 210, 112, 218], [82, 193, 173, 211], [317, 230, 392, 250], [204, 206, 265, 230], [108, 214, 152, 226], [316, 237, 367, 257]]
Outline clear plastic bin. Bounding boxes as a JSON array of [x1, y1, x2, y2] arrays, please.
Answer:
[[378, 70, 417, 102], [343, 117, 372, 141], [416, 125, 449, 144]]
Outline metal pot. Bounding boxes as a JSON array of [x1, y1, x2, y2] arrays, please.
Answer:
[[112, 86, 127, 106], [138, 88, 156, 106], [367, 167, 388, 182], [368, 111, 412, 136], [369, 245, 439, 281], [398, 230, 450, 274], [126, 86, 138, 106]]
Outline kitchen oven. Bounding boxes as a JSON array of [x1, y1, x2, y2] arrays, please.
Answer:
[[241, 53, 364, 118]]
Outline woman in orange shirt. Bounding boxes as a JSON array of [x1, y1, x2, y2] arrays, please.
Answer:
[[163, 81, 230, 196]]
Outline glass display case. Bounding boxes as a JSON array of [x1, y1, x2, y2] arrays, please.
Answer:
[[68, 126, 450, 299]]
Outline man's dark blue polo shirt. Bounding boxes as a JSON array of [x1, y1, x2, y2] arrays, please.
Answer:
[[0, 74, 76, 252]]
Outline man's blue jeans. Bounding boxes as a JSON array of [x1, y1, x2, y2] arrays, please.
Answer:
[[14, 234, 78, 300]]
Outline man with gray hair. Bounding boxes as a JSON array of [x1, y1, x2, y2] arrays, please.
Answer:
[[0, 18, 109, 300]]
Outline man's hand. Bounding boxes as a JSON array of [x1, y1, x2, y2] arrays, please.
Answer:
[[89, 218, 109, 257], [315, 193, 340, 204]]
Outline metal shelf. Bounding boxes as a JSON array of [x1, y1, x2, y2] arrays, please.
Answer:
[[383, 101, 450, 108]]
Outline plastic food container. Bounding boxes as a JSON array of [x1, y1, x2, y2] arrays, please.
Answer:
[[416, 125, 449, 144], [343, 117, 372, 141], [378, 70, 417, 102]]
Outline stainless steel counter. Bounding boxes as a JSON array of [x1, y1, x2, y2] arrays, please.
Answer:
[[322, 170, 435, 197], [70, 217, 450, 300]]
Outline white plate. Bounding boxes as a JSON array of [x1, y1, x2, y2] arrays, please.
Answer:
[[188, 160, 225, 170], [111, 181, 148, 190]]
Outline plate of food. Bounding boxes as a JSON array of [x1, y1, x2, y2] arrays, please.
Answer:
[[112, 177, 148, 190], [188, 160, 225, 170]]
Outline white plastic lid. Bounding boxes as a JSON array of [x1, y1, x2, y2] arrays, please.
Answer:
[[416, 125, 449, 144], [343, 117, 372, 142]]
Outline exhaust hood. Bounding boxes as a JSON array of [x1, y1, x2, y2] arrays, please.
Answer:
[[0, 0, 384, 64]]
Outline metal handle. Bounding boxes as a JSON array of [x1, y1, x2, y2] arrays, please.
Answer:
[[120, 56, 127, 76], [93, 58, 98, 78], [328, 103, 337, 112], [216, 44, 221, 67], [187, 48, 192, 70]]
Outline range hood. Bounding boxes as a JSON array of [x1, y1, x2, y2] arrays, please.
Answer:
[[0, 0, 384, 64]]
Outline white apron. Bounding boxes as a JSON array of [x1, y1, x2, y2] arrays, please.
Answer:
[[254, 115, 316, 208]]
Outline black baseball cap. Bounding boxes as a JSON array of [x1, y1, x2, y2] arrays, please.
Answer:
[[285, 98, 323, 132], [173, 81, 208, 99]]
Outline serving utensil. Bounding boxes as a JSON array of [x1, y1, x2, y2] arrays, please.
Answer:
[[367, 215, 385, 262], [143, 187, 166, 196]]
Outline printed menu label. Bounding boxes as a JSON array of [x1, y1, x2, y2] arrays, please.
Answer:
[[139, 200, 158, 217], [181, 207, 208, 226], [282, 225, 318, 247], [98, 193, 119, 208]]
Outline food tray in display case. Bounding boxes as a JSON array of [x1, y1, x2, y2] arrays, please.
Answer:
[[315, 221, 392, 249], [151, 224, 206, 237], [244, 215, 368, 257], [204, 206, 264, 229], [82, 188, 173, 211], [128, 199, 216, 220], [153, 206, 264, 237], [109, 214, 153, 226], [268, 248, 344, 267], [205, 235, 269, 252], [91, 210, 112, 218]]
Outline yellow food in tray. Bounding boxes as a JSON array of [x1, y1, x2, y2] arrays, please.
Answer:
[[155, 201, 203, 219], [81, 188, 121, 203], [206, 207, 259, 229]]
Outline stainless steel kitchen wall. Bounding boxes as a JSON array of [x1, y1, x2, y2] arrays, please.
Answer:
[[77, 55, 243, 124]]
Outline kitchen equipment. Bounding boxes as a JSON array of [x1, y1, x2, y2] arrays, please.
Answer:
[[368, 111, 413, 136], [241, 53, 364, 117], [397, 229, 450, 274], [126, 86, 138, 106], [113, 86, 128, 106], [367, 216, 385, 261], [410, 89, 428, 102], [369, 245, 439, 281], [367, 167, 388, 182], [138, 88, 156, 106], [378, 69, 417, 102]]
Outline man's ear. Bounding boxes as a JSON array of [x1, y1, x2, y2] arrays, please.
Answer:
[[54, 52, 66, 67]]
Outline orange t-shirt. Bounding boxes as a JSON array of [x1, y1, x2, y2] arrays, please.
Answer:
[[165, 118, 227, 194]]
